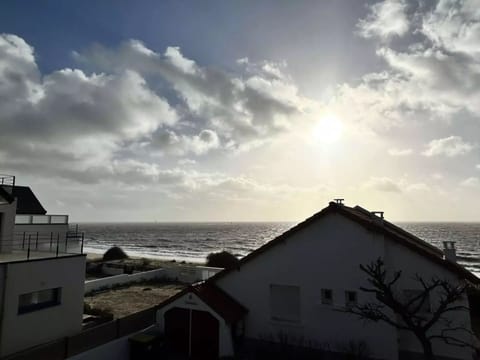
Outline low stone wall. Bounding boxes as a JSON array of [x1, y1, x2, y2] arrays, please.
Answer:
[[84, 266, 223, 294]]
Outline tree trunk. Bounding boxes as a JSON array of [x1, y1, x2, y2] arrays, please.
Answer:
[[417, 334, 435, 360]]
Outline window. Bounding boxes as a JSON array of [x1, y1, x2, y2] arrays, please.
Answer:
[[321, 289, 333, 305], [18, 288, 61, 314], [404, 290, 431, 313], [345, 291, 357, 307], [270, 284, 300, 322]]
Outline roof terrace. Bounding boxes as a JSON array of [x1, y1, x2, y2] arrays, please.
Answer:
[[0, 231, 84, 264], [0, 174, 15, 204], [0, 174, 15, 191], [15, 214, 69, 225]]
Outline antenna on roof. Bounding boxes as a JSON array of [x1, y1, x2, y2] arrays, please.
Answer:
[[371, 211, 384, 219], [333, 198, 344, 205]]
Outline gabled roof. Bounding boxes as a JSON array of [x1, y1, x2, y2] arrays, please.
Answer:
[[12, 186, 47, 215], [208, 202, 480, 285], [158, 282, 248, 323]]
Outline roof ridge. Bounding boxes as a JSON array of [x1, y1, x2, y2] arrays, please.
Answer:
[[207, 202, 479, 285]]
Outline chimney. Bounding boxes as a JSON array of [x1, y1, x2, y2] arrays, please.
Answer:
[[334, 198, 344, 205], [371, 211, 384, 219], [443, 241, 457, 262]]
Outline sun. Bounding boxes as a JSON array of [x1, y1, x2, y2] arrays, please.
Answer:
[[313, 113, 343, 144]]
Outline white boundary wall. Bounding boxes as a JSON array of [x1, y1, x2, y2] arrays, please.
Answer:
[[85, 269, 165, 293], [85, 266, 223, 294], [67, 335, 130, 360], [163, 265, 223, 283]]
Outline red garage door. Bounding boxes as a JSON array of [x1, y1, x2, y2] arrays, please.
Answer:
[[164, 307, 219, 359], [165, 307, 190, 356], [191, 310, 219, 359]]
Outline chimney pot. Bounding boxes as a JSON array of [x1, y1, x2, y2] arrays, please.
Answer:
[[334, 198, 344, 205], [443, 241, 457, 262], [371, 211, 384, 219]]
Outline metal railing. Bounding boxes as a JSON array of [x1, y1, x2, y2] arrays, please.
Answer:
[[0, 174, 15, 201], [0, 230, 85, 261], [15, 214, 69, 225], [0, 174, 15, 193]]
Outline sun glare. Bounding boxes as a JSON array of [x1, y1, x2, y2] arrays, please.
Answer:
[[313, 114, 343, 144]]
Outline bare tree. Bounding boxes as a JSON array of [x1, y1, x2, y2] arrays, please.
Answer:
[[344, 258, 476, 360]]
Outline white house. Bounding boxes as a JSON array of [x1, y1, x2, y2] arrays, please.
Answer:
[[156, 200, 479, 359], [0, 174, 86, 357]]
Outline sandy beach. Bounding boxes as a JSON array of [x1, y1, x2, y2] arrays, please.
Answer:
[[85, 251, 203, 269]]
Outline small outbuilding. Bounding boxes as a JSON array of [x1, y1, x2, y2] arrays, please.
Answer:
[[156, 282, 247, 358]]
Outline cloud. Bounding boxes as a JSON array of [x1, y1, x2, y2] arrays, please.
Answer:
[[422, 0, 480, 57], [0, 34, 185, 182], [178, 159, 196, 166], [164, 46, 198, 75], [0, 33, 317, 187], [476, 164, 480, 170], [363, 176, 431, 193], [357, 0, 409, 40], [75, 40, 312, 148], [0, 37, 177, 144], [149, 129, 220, 156], [332, 0, 480, 136], [388, 148, 413, 156], [422, 136, 475, 157], [460, 177, 480, 188], [0, 34, 42, 109], [406, 182, 430, 192], [364, 177, 403, 193]]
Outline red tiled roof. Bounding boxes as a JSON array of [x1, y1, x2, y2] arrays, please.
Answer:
[[158, 282, 247, 323], [207, 202, 480, 285], [190, 283, 248, 323]]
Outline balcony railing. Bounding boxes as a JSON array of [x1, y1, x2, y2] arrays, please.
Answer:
[[0, 174, 15, 203], [15, 214, 69, 225], [0, 174, 15, 195], [0, 231, 85, 261]]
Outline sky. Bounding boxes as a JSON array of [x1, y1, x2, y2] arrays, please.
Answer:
[[1, 0, 480, 222]]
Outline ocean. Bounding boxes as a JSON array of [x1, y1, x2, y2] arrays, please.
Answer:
[[81, 222, 480, 275]]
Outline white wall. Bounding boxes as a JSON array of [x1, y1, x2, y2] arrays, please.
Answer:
[[385, 238, 474, 359], [0, 255, 86, 357], [14, 223, 70, 252], [215, 213, 398, 359], [0, 200, 17, 253], [156, 292, 234, 357], [67, 335, 130, 360], [85, 266, 222, 294], [66, 325, 158, 360], [214, 212, 475, 360], [84, 269, 166, 294], [163, 265, 223, 284]]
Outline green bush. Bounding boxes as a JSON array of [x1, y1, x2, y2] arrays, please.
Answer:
[[206, 251, 239, 269], [102, 246, 128, 261]]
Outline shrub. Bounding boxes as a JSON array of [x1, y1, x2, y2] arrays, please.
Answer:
[[83, 302, 114, 320], [140, 257, 151, 268], [339, 340, 371, 360], [206, 251, 239, 269], [102, 246, 128, 261]]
